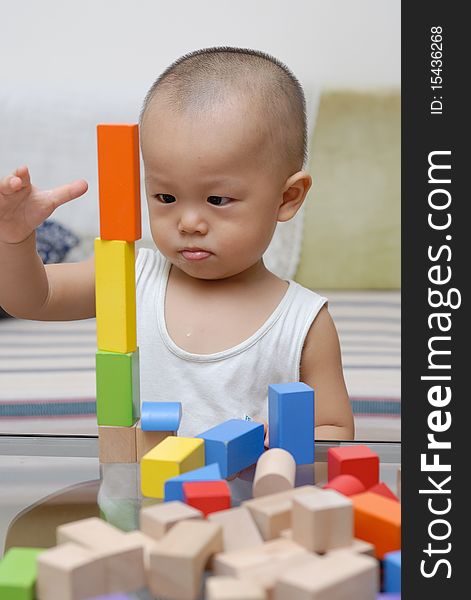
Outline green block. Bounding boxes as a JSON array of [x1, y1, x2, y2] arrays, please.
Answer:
[[0, 547, 45, 600], [96, 347, 140, 426]]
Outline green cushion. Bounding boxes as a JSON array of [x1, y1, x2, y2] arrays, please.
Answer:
[[295, 90, 400, 289]]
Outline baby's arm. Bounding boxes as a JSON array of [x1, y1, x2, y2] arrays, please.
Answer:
[[0, 166, 95, 321], [300, 305, 355, 440]]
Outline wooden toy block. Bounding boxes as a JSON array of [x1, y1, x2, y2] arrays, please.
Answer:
[[273, 552, 379, 600], [214, 539, 314, 598], [281, 529, 375, 558], [206, 576, 265, 600], [94, 239, 137, 354], [242, 485, 320, 540], [98, 424, 137, 463], [327, 445, 379, 489], [292, 489, 353, 554], [141, 401, 182, 431], [326, 537, 375, 557], [139, 500, 203, 540], [135, 420, 175, 462], [183, 480, 231, 516], [0, 547, 45, 600], [84, 594, 133, 599], [351, 492, 401, 559], [369, 482, 399, 502], [383, 550, 401, 594], [36, 542, 107, 600], [208, 506, 263, 552], [323, 474, 366, 496], [148, 520, 223, 600], [268, 382, 315, 464], [140, 436, 205, 499], [213, 537, 310, 578], [97, 124, 141, 242], [96, 348, 139, 426], [57, 517, 124, 547], [237, 553, 317, 598], [196, 419, 264, 478], [56, 518, 146, 594], [396, 466, 401, 500], [164, 463, 222, 502], [252, 448, 296, 498], [124, 530, 160, 570]]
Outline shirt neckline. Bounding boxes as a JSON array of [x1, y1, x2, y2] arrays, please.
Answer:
[[156, 256, 297, 362]]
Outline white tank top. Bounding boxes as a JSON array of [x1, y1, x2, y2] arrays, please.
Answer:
[[135, 248, 327, 437]]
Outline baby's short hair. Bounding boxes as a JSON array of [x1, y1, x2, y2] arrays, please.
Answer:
[[140, 47, 307, 174]]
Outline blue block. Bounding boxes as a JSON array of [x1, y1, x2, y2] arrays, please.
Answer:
[[196, 419, 264, 478], [141, 401, 182, 431], [268, 382, 314, 464], [164, 463, 222, 501], [383, 550, 401, 593]]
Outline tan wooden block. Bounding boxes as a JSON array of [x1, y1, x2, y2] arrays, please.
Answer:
[[99, 423, 137, 463], [242, 485, 321, 540], [136, 420, 175, 461], [208, 506, 264, 552], [57, 517, 124, 547], [274, 553, 379, 599], [206, 576, 266, 600], [292, 489, 353, 554], [253, 448, 296, 498], [57, 517, 145, 593], [280, 528, 291, 539], [397, 465, 401, 500], [213, 538, 308, 577], [148, 519, 223, 599], [140, 500, 203, 540], [37, 542, 107, 600], [125, 530, 160, 570], [327, 538, 375, 557]]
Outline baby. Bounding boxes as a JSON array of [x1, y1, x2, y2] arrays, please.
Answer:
[[0, 47, 354, 441]]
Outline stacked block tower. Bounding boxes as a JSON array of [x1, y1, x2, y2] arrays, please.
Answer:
[[95, 124, 142, 458]]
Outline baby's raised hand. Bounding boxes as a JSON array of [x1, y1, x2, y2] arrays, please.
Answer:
[[0, 166, 88, 245]]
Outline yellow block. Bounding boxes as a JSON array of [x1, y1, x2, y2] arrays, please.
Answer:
[[95, 238, 136, 353], [141, 436, 205, 499]]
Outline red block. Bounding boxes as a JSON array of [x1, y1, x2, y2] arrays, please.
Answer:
[[323, 474, 366, 496], [328, 445, 379, 489], [369, 482, 399, 502], [182, 480, 231, 516]]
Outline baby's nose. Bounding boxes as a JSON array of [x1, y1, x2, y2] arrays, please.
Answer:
[[178, 209, 208, 234]]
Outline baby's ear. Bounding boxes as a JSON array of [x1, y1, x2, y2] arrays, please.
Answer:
[[277, 171, 312, 222]]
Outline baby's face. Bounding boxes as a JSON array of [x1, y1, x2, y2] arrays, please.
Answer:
[[140, 100, 288, 280]]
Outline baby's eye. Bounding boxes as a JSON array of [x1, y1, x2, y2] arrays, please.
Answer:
[[207, 196, 231, 206], [154, 193, 176, 203]]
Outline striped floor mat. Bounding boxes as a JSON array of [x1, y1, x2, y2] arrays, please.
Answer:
[[0, 291, 400, 440]]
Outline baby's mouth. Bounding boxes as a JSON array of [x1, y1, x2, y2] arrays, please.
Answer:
[[180, 248, 212, 261]]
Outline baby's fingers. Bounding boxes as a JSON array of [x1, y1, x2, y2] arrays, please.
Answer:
[[41, 179, 88, 210], [0, 166, 31, 195]]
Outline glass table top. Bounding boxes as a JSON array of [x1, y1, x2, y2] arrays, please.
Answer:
[[0, 434, 401, 560]]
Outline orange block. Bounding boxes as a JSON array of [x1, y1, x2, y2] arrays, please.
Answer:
[[97, 124, 141, 241], [352, 492, 401, 559]]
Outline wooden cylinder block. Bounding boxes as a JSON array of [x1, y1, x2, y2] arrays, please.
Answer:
[[252, 448, 296, 498]]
